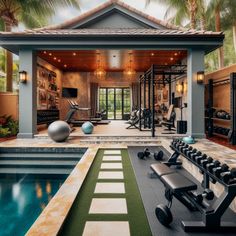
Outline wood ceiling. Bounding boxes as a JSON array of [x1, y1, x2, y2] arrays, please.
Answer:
[[37, 50, 187, 72]]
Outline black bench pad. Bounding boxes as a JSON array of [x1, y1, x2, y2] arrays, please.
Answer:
[[161, 172, 197, 192], [151, 163, 176, 177]]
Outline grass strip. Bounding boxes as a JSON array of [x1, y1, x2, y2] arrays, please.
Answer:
[[59, 149, 152, 236]]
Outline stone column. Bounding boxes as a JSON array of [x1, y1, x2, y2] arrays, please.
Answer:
[[187, 49, 205, 138], [17, 49, 37, 138]]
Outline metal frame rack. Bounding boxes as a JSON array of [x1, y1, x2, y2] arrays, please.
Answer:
[[139, 64, 187, 137]]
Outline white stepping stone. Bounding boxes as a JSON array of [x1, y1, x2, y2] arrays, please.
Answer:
[[83, 221, 130, 236], [89, 198, 127, 214], [104, 150, 121, 155], [101, 163, 123, 169], [94, 182, 125, 194], [103, 156, 122, 161], [98, 171, 124, 179]]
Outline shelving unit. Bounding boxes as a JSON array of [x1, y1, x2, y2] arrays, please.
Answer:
[[205, 73, 236, 144], [37, 64, 60, 125]]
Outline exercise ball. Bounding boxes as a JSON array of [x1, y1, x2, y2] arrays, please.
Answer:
[[48, 120, 70, 142], [81, 121, 94, 134], [182, 136, 195, 144]]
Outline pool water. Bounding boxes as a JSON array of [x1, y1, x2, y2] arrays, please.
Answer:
[[0, 175, 66, 236]]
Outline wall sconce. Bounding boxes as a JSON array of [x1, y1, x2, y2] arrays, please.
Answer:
[[197, 71, 205, 84], [19, 70, 27, 83], [176, 82, 184, 94]]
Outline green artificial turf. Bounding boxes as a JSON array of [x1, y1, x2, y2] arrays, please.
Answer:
[[58, 149, 152, 236]]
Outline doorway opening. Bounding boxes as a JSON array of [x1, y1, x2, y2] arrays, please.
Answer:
[[99, 87, 131, 120]]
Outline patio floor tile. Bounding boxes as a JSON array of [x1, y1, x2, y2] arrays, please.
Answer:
[[89, 198, 127, 214], [94, 182, 125, 193]]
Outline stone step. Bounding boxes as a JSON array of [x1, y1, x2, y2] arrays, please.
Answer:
[[78, 139, 161, 144], [0, 147, 87, 154], [0, 160, 78, 168], [0, 153, 82, 161], [0, 168, 71, 175]]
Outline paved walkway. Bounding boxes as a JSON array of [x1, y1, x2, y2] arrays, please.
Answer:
[[83, 149, 130, 236]]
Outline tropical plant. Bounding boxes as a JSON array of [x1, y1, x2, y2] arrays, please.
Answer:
[[145, 0, 236, 70], [0, 115, 19, 136], [146, 0, 206, 30], [0, 0, 80, 92], [0, 127, 11, 137], [206, 0, 226, 68]]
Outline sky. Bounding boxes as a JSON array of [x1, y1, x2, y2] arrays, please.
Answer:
[[52, 0, 167, 25]]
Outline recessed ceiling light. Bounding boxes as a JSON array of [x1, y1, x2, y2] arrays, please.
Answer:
[[53, 57, 57, 60], [58, 59, 61, 62], [73, 52, 76, 56], [170, 57, 174, 61], [151, 53, 155, 56], [64, 64, 67, 68], [49, 53, 52, 56], [174, 52, 178, 56], [43, 51, 47, 54]]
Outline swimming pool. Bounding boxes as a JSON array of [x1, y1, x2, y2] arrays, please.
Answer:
[[0, 175, 66, 236]]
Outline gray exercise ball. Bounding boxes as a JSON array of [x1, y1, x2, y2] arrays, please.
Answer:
[[48, 120, 70, 142]]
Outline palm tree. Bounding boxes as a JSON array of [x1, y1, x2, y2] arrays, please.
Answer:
[[0, 0, 80, 92], [219, 0, 236, 55], [206, 0, 226, 68], [146, 0, 204, 29]]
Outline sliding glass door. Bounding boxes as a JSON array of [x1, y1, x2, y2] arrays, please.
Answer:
[[99, 88, 131, 120]]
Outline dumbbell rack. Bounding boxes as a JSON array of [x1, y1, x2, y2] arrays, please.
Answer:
[[205, 73, 236, 144], [170, 142, 236, 232]]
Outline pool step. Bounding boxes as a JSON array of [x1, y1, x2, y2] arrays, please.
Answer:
[[0, 168, 71, 175], [0, 147, 86, 175], [0, 153, 81, 161], [0, 160, 78, 168]]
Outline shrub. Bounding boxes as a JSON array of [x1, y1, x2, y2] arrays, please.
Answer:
[[0, 115, 19, 137]]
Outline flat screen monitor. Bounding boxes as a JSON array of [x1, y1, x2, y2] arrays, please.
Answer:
[[173, 97, 182, 108], [62, 87, 78, 98]]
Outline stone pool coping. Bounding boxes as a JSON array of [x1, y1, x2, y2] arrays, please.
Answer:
[[26, 146, 98, 236], [26, 143, 128, 236]]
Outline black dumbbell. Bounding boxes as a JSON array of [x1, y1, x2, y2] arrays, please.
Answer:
[[137, 148, 164, 161], [190, 151, 202, 161], [176, 141, 185, 150], [220, 168, 236, 184], [200, 156, 213, 169], [195, 153, 207, 165], [206, 160, 221, 173], [154, 150, 164, 161], [194, 189, 214, 203], [180, 143, 189, 153], [183, 146, 192, 155], [186, 148, 197, 158], [137, 148, 150, 159], [212, 163, 229, 178]]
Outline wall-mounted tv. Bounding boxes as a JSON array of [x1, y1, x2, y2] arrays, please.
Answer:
[[173, 97, 182, 108], [62, 87, 78, 98]]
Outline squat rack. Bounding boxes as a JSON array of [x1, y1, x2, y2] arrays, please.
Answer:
[[139, 64, 187, 137]]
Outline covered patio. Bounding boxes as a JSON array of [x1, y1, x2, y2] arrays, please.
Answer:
[[0, 0, 224, 139]]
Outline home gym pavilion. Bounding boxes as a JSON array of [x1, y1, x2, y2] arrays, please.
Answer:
[[1, 1, 236, 235]]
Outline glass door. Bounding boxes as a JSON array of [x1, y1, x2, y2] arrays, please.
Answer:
[[107, 88, 115, 119], [99, 88, 131, 120], [115, 88, 122, 119]]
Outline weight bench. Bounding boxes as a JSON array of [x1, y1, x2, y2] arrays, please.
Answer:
[[151, 163, 198, 226]]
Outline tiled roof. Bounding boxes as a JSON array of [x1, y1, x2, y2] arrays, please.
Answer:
[[34, 0, 186, 31], [0, 28, 223, 36]]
